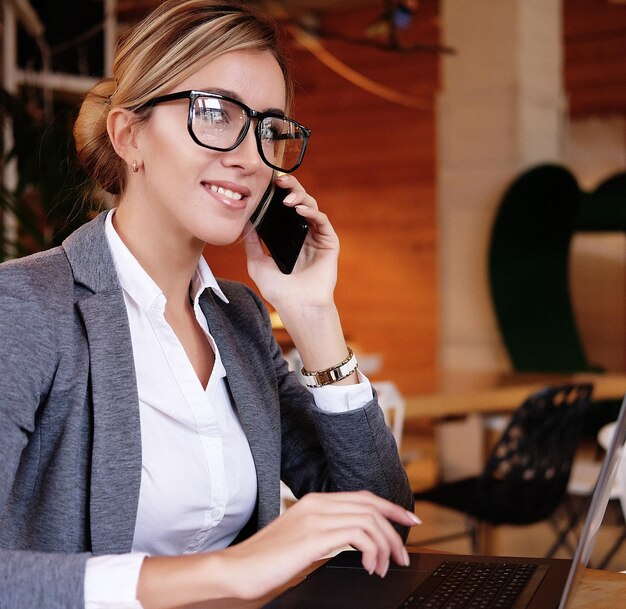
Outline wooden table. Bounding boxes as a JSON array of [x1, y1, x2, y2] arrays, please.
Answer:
[[565, 568, 626, 609], [403, 370, 626, 488], [177, 548, 626, 609], [404, 371, 626, 420]]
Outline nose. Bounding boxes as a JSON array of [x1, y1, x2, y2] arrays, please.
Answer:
[[221, 123, 263, 173]]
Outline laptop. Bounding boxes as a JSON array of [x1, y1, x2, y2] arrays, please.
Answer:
[[262, 393, 626, 609]]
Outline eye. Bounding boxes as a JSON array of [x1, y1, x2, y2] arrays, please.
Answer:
[[259, 119, 280, 143], [194, 105, 229, 127]]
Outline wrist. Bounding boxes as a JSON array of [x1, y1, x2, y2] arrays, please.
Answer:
[[273, 300, 337, 331], [278, 303, 349, 372], [137, 552, 241, 609]]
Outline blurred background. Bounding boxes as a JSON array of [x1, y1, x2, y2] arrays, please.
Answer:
[[4, 0, 624, 396], [2, 0, 626, 567]]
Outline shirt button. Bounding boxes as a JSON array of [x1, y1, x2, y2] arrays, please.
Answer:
[[210, 508, 222, 520]]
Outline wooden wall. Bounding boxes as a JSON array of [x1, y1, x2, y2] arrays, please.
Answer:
[[563, 0, 626, 373], [564, 0, 626, 118], [205, 2, 441, 394], [204, 0, 626, 395]]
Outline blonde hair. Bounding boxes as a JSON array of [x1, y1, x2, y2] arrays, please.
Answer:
[[73, 0, 292, 196]]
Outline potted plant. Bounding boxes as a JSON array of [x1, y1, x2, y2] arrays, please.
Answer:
[[0, 87, 93, 260]]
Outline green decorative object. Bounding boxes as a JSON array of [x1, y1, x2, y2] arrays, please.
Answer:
[[488, 163, 626, 372]]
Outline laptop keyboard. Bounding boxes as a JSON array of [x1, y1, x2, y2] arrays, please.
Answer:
[[400, 561, 538, 609]]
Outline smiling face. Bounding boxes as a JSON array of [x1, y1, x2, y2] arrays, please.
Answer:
[[125, 50, 285, 248]]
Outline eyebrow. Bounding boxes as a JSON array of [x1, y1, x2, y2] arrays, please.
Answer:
[[201, 87, 285, 115]]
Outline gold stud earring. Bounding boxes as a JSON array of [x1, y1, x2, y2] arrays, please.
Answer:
[[131, 160, 139, 173]]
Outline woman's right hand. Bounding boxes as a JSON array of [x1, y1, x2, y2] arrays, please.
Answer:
[[217, 490, 420, 600], [137, 491, 420, 609]]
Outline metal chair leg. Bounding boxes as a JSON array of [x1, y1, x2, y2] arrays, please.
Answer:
[[545, 498, 581, 558], [596, 527, 626, 570]]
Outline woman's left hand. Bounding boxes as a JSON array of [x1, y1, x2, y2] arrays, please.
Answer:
[[243, 174, 339, 311]]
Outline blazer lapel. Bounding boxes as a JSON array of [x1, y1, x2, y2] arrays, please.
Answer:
[[199, 292, 281, 528], [63, 213, 142, 554]]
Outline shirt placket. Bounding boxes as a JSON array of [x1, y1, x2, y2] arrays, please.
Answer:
[[148, 300, 228, 553]]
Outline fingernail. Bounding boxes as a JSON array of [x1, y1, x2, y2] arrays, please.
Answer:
[[276, 174, 289, 181], [283, 193, 297, 204], [381, 558, 390, 578], [403, 547, 410, 567], [406, 511, 422, 525]]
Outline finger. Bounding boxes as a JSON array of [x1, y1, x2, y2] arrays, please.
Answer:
[[293, 207, 338, 244], [334, 493, 420, 568], [297, 491, 411, 526], [275, 173, 301, 190], [332, 511, 392, 575], [274, 175, 319, 210], [242, 224, 267, 265], [310, 493, 418, 569], [288, 193, 318, 211], [281, 191, 318, 212], [296, 495, 402, 574], [321, 490, 421, 528], [353, 491, 422, 527], [312, 525, 380, 575], [331, 507, 404, 572], [299, 512, 390, 577]]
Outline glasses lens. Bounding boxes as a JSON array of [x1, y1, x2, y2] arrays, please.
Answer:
[[191, 96, 247, 149], [258, 117, 307, 172], [190, 94, 308, 172]]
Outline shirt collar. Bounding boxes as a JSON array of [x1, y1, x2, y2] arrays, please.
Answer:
[[104, 209, 229, 311], [192, 253, 229, 305]]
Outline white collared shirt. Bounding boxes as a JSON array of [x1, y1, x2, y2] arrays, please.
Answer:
[[84, 210, 373, 609], [105, 212, 257, 556]]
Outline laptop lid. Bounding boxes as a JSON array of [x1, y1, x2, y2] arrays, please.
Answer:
[[558, 392, 626, 608]]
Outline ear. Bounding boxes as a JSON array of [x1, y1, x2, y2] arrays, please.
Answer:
[[107, 107, 143, 170]]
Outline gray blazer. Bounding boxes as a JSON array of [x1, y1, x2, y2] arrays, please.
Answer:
[[0, 212, 412, 609]]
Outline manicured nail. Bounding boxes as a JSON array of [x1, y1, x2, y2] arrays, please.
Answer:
[[380, 558, 390, 578], [283, 193, 297, 204], [276, 174, 289, 181], [402, 547, 410, 566], [406, 511, 422, 525]]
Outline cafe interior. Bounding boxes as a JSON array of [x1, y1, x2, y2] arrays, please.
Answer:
[[2, 0, 626, 582]]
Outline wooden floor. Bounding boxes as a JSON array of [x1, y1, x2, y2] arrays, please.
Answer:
[[402, 428, 626, 573]]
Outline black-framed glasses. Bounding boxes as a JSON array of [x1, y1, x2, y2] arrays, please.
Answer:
[[141, 90, 311, 173]]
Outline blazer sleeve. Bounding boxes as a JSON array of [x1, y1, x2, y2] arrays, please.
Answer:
[[0, 550, 87, 609], [234, 285, 414, 536], [279, 354, 414, 528], [0, 287, 89, 609]]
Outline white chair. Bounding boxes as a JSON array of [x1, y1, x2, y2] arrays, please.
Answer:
[[279, 481, 298, 514], [595, 422, 626, 568], [554, 421, 626, 566], [371, 380, 405, 450]]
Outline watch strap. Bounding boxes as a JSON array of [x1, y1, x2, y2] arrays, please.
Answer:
[[300, 348, 358, 388]]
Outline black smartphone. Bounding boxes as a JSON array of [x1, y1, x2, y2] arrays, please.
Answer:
[[251, 184, 309, 274]]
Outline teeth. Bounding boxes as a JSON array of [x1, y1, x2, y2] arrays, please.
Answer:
[[209, 184, 243, 200]]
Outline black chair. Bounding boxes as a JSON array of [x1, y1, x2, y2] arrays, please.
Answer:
[[411, 383, 593, 556]]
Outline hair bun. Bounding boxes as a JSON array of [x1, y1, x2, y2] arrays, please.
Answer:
[[73, 78, 124, 195]]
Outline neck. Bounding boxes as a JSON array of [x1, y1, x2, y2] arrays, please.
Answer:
[[112, 202, 204, 309]]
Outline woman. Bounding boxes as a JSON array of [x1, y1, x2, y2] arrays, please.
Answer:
[[0, 2, 416, 608]]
